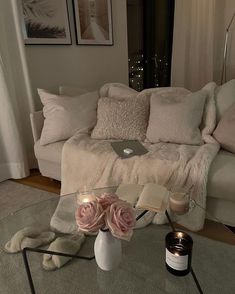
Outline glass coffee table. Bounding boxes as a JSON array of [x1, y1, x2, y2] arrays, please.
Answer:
[[0, 187, 235, 294]]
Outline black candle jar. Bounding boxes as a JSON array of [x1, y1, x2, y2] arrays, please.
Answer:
[[165, 231, 193, 276]]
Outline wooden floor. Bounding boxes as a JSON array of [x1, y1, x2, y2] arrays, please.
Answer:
[[12, 169, 61, 194], [13, 170, 235, 245], [177, 220, 235, 246]]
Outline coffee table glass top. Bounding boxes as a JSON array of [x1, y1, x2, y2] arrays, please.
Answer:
[[0, 186, 235, 294]]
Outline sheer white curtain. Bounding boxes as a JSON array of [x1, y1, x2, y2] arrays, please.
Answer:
[[0, 0, 35, 182], [171, 0, 216, 91]]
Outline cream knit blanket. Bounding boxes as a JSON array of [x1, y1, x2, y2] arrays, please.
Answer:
[[60, 83, 220, 231]]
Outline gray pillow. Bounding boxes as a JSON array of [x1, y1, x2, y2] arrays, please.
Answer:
[[146, 90, 207, 145], [91, 95, 149, 141], [38, 89, 99, 145], [213, 103, 235, 153]]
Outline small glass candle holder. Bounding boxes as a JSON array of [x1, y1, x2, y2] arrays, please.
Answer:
[[77, 189, 96, 205], [165, 231, 193, 276], [169, 192, 190, 215]]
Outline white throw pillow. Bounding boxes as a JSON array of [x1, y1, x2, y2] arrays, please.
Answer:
[[59, 85, 88, 96], [146, 90, 207, 145], [38, 89, 99, 145], [214, 79, 235, 122], [213, 103, 235, 153]]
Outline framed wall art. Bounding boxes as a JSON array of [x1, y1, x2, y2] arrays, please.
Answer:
[[73, 0, 113, 45], [21, 0, 71, 45]]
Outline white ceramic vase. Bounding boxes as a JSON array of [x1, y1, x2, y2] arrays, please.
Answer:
[[94, 229, 122, 271]]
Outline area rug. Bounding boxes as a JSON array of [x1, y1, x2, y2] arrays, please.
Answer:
[[0, 180, 58, 220], [0, 181, 234, 293], [0, 223, 235, 294]]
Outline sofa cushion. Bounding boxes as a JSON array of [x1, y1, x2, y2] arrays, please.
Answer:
[[38, 89, 99, 145], [215, 79, 235, 122], [91, 95, 149, 141], [99, 83, 137, 98], [213, 103, 235, 153], [34, 140, 65, 164], [206, 197, 235, 226], [59, 86, 88, 96], [107, 85, 137, 98], [146, 90, 206, 145], [207, 150, 235, 202]]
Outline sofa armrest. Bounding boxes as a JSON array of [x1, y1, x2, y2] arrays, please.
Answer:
[[30, 111, 44, 143]]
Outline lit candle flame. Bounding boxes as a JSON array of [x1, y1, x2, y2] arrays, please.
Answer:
[[177, 232, 184, 238], [77, 192, 96, 205]]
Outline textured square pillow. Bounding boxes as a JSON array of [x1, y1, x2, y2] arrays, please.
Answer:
[[213, 103, 235, 153], [39, 89, 99, 145], [91, 95, 149, 141], [146, 90, 207, 145]]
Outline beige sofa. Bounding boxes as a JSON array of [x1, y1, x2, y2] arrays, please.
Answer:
[[30, 82, 235, 227], [30, 110, 235, 227]]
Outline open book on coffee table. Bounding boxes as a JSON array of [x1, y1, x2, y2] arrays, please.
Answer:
[[116, 183, 169, 212], [135, 183, 169, 212]]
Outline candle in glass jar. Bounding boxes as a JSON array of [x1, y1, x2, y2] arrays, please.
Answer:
[[77, 191, 96, 205], [169, 192, 189, 215], [165, 231, 193, 276]]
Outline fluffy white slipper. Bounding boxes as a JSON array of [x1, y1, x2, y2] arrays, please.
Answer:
[[4, 227, 56, 253], [42, 233, 85, 271]]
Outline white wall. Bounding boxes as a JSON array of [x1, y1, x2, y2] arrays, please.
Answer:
[[25, 0, 129, 109]]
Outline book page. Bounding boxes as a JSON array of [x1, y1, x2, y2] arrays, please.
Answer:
[[136, 183, 169, 212], [116, 184, 144, 206]]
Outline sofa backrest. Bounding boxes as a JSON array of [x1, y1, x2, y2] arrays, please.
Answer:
[[59, 85, 88, 96]]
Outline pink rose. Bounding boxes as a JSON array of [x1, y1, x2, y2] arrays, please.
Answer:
[[97, 193, 119, 210], [75, 201, 104, 233], [106, 200, 136, 241]]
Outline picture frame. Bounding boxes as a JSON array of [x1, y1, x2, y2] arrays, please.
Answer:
[[21, 0, 71, 45], [73, 0, 113, 46]]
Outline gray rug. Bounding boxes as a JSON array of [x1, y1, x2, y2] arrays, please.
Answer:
[[0, 223, 235, 294], [0, 180, 58, 220], [0, 181, 235, 294]]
